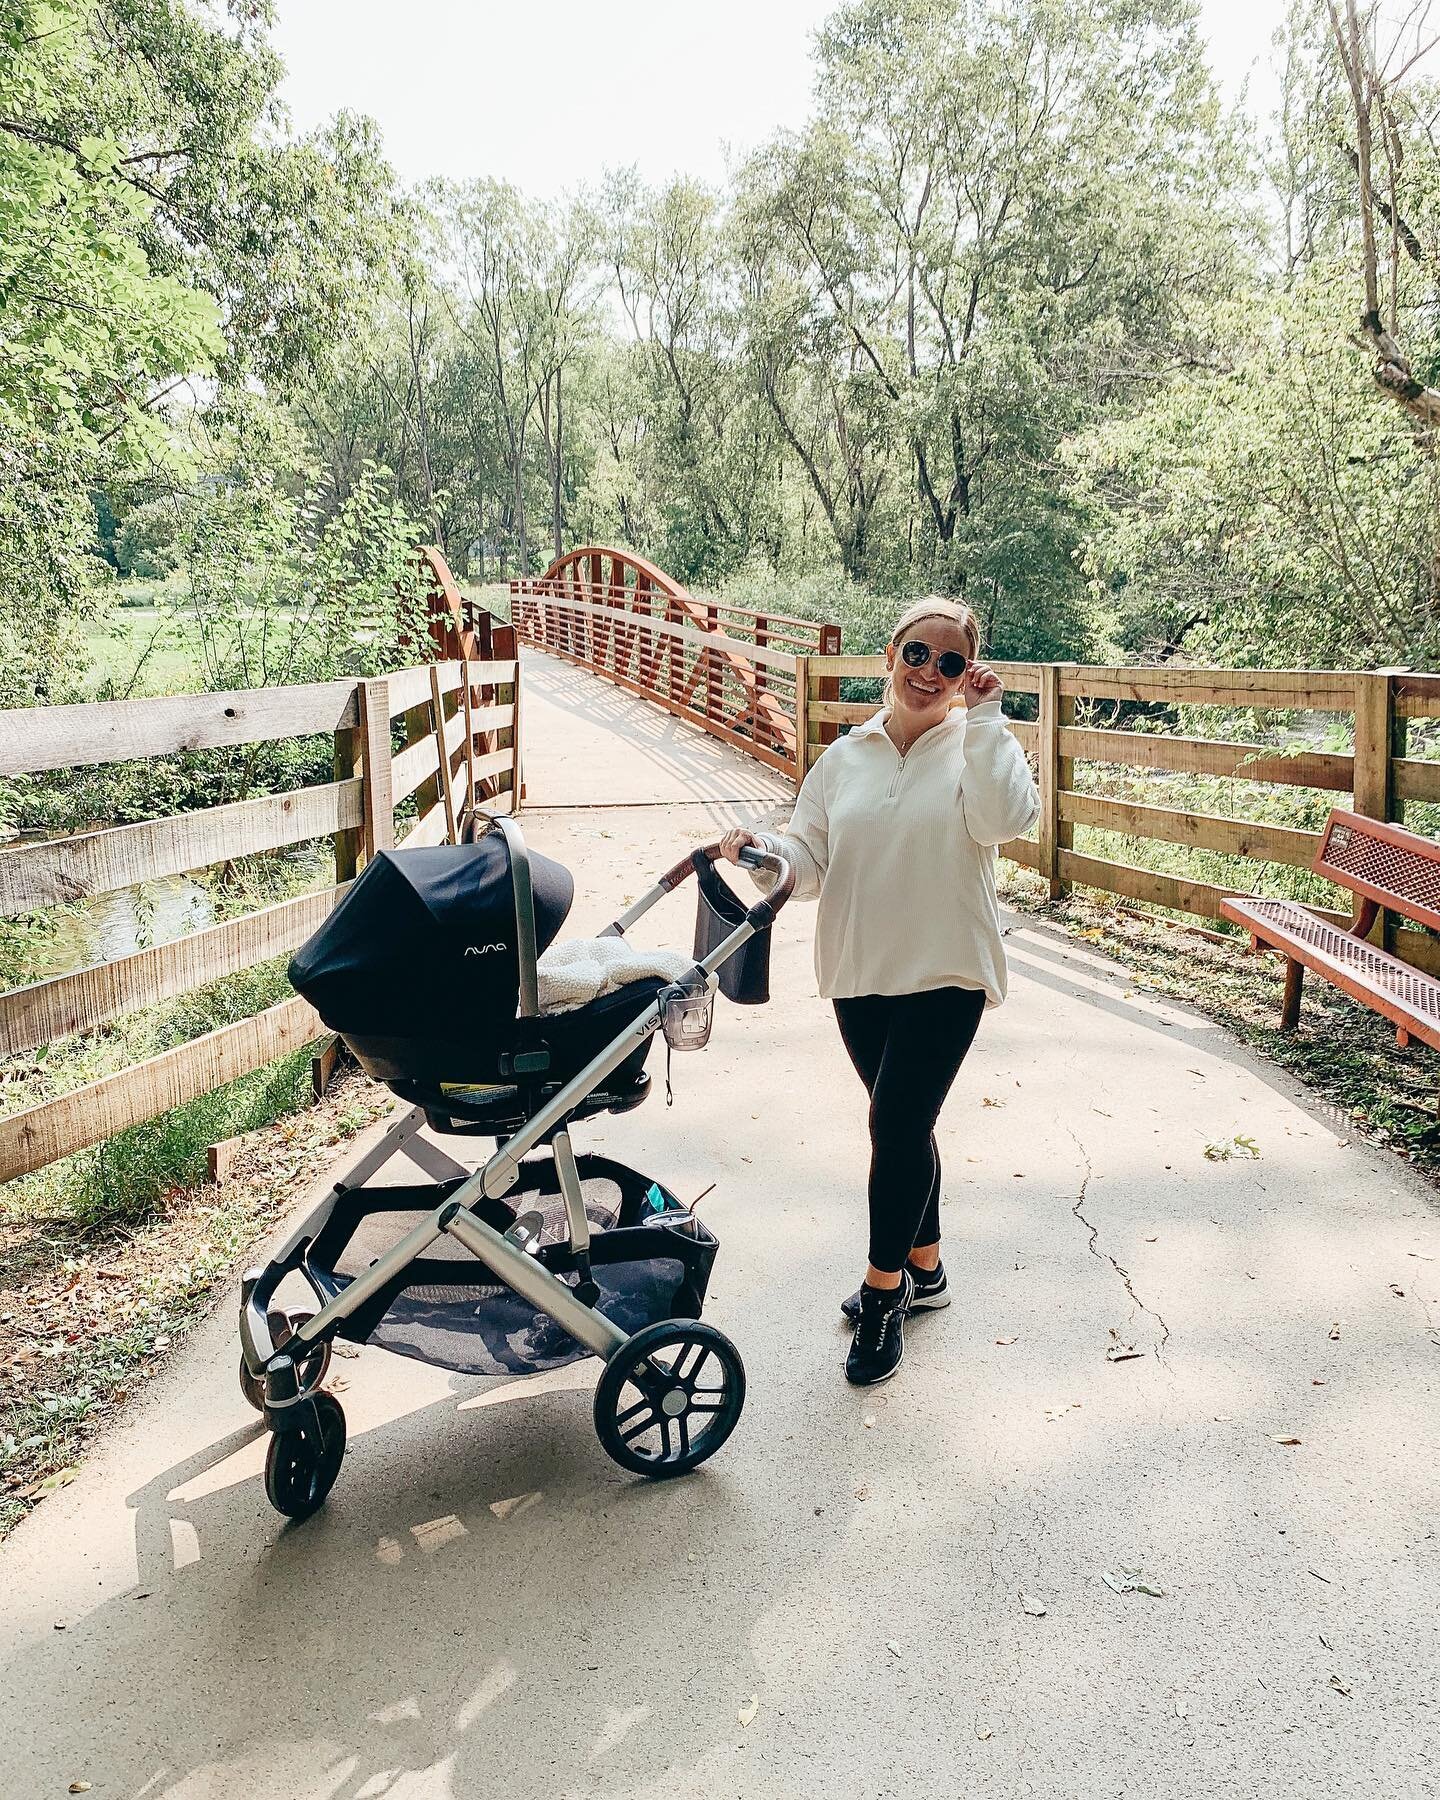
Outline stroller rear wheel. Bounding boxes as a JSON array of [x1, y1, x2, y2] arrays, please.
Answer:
[[593, 1320, 745, 1478], [265, 1391, 347, 1519], [239, 1309, 331, 1412]]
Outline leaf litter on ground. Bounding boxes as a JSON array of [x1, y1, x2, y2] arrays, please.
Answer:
[[1019, 1594, 1047, 1617], [1101, 1566, 1165, 1598], [1204, 1134, 1261, 1162]]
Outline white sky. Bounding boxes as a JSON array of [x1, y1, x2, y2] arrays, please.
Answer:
[[271, 0, 1291, 199]]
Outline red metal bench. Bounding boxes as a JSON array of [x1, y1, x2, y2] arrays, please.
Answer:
[[1221, 809, 1440, 1050]]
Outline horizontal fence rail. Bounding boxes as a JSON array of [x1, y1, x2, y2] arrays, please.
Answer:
[[0, 555, 521, 1183], [800, 655, 1440, 979], [511, 545, 841, 779]]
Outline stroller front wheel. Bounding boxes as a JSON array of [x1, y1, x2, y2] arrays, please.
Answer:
[[264, 1391, 347, 1518], [594, 1320, 745, 1478]]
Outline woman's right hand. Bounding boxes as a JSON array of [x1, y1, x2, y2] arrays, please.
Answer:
[[718, 829, 766, 865]]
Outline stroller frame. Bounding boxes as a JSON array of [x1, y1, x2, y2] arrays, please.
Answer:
[[240, 818, 794, 1511]]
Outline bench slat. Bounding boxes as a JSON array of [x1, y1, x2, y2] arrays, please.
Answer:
[[1222, 896, 1440, 1050]]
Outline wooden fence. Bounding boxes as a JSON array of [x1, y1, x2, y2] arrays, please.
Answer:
[[799, 656, 1440, 975], [0, 646, 520, 1183], [511, 545, 841, 779]]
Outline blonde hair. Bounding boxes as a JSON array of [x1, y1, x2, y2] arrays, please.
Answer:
[[882, 596, 981, 707]]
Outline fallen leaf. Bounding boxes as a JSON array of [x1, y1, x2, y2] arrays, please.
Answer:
[[863, 1415, 876, 1429], [994, 1335, 1019, 1346], [1019, 1593, 1047, 1617], [1328, 1674, 1351, 1698], [886, 1639, 903, 1657], [976, 1725, 993, 1740], [1389, 1284, 1406, 1299], [36, 1466, 77, 1495], [982, 1096, 1005, 1108], [1312, 1377, 1327, 1386], [1101, 1570, 1126, 1594], [1273, 1435, 1302, 1446], [1328, 1323, 1341, 1341], [69, 1785, 91, 1795], [1144, 1235, 1158, 1242], [1106, 1344, 1145, 1363], [737, 1696, 758, 1728], [854, 1484, 870, 1501], [1213, 1414, 1234, 1422], [1174, 1698, 1189, 1720]]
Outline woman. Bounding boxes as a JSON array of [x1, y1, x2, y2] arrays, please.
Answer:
[[720, 598, 1040, 1387]]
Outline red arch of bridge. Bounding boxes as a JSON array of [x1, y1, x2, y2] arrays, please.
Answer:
[[508, 546, 841, 781]]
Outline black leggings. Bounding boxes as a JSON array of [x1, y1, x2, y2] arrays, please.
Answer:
[[833, 987, 987, 1274]]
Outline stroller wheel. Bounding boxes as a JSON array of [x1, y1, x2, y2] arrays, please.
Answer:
[[594, 1320, 745, 1478], [264, 1392, 347, 1519], [239, 1310, 331, 1412]]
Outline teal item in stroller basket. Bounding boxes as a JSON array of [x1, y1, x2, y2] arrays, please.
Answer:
[[238, 818, 793, 1518]]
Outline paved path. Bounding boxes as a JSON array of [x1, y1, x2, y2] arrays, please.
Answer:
[[3, 653, 1439, 1799]]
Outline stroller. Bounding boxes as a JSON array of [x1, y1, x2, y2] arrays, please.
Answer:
[[238, 816, 794, 1517]]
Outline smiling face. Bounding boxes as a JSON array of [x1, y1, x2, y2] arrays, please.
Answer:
[[885, 614, 973, 734]]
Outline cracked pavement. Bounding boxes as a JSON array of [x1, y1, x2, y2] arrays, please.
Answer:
[[1, 656, 1438, 1799]]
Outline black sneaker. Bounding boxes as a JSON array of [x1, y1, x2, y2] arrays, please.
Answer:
[[841, 1261, 948, 1323], [844, 1269, 914, 1387]]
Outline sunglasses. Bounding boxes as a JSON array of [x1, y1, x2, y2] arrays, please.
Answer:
[[899, 638, 969, 680]]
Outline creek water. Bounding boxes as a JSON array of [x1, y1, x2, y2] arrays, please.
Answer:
[[4, 845, 330, 989]]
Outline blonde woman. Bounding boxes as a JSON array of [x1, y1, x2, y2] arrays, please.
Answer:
[[721, 598, 1040, 1385]]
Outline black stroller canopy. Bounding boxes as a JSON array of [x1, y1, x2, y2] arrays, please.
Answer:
[[291, 835, 574, 1040]]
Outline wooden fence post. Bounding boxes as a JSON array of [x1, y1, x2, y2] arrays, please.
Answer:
[[816, 625, 842, 747], [793, 655, 811, 784], [428, 663, 458, 843], [1038, 663, 1061, 898], [510, 649, 525, 812], [332, 703, 362, 883], [1057, 669, 1075, 898], [1037, 663, 1074, 900], [358, 677, 394, 863], [1354, 669, 1401, 945], [1353, 671, 1396, 823]]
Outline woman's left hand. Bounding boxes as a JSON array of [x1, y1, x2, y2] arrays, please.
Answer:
[[962, 662, 1003, 709]]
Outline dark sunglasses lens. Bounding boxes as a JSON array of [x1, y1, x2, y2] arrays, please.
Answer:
[[901, 640, 929, 668], [937, 651, 968, 678]]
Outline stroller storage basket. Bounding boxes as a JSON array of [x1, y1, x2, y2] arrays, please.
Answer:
[[301, 1155, 716, 1379], [693, 852, 771, 1005]]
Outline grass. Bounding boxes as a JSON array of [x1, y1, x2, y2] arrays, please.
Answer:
[[0, 1064, 391, 1537], [83, 607, 199, 697]]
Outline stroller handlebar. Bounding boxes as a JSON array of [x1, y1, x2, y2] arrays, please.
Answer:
[[656, 841, 797, 916]]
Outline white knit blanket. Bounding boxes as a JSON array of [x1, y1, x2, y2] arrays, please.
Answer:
[[536, 936, 694, 1015]]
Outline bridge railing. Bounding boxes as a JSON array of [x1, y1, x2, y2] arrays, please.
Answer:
[[802, 654, 1440, 972], [0, 620, 520, 1184], [510, 546, 840, 780]]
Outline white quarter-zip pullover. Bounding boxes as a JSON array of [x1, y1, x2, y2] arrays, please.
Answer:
[[752, 699, 1040, 1004]]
